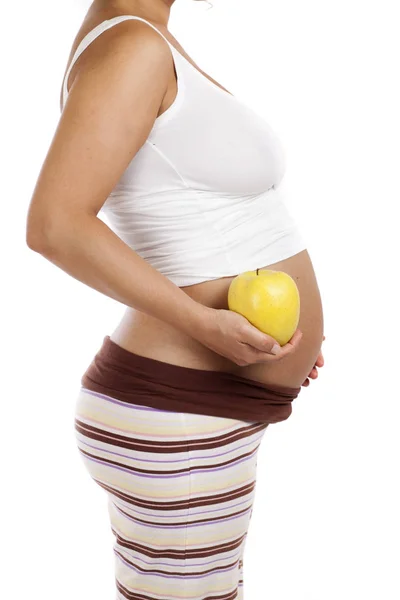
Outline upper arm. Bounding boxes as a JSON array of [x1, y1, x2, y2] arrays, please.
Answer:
[[27, 20, 172, 245]]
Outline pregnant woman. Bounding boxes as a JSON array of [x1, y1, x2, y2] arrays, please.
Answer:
[[26, 0, 325, 598]]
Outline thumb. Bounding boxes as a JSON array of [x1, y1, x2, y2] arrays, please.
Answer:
[[245, 325, 282, 355]]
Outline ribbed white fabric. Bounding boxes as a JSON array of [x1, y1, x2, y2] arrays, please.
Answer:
[[62, 15, 307, 286]]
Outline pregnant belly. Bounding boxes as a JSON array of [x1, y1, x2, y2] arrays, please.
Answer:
[[110, 249, 324, 389]]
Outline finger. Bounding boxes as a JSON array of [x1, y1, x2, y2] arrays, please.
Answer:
[[252, 328, 302, 357], [243, 331, 279, 354], [290, 328, 303, 345], [264, 330, 302, 362], [281, 328, 303, 353], [269, 339, 298, 360], [302, 378, 310, 387]]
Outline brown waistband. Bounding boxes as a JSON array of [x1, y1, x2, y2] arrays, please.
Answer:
[[80, 335, 302, 424]]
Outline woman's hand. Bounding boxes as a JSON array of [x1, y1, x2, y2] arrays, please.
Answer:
[[302, 335, 325, 387], [195, 307, 303, 367]]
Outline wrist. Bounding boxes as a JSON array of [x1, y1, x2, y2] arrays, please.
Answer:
[[178, 298, 216, 339]]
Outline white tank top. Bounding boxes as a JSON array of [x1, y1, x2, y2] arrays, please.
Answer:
[[62, 15, 307, 287]]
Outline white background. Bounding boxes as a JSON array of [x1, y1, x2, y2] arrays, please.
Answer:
[[2, 0, 399, 598]]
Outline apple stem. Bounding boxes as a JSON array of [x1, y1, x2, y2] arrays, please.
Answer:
[[256, 268, 259, 275]]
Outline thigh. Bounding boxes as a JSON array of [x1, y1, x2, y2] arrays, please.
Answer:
[[74, 386, 269, 599]]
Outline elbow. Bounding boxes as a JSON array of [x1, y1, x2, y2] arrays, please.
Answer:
[[26, 210, 89, 254], [26, 227, 51, 254], [26, 217, 61, 254]]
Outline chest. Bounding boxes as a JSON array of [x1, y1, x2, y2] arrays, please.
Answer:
[[127, 90, 287, 197]]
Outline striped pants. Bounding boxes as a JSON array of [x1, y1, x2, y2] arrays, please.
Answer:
[[74, 387, 269, 600]]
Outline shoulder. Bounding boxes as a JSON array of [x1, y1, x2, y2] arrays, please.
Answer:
[[80, 18, 173, 70], [62, 17, 173, 110]]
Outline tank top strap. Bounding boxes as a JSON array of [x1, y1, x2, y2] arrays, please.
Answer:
[[62, 15, 179, 108]]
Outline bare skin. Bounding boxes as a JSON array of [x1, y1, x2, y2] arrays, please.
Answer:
[[58, 0, 324, 389]]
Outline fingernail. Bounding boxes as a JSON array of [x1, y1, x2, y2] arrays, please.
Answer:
[[271, 343, 282, 355]]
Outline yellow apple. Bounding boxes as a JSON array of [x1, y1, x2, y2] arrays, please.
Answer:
[[227, 268, 300, 346]]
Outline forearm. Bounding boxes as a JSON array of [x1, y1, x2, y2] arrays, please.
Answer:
[[29, 212, 212, 337]]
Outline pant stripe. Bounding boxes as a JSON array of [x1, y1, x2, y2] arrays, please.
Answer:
[[74, 387, 268, 600]]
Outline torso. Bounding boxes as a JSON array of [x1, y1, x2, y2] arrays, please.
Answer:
[[111, 250, 324, 389], [62, 8, 324, 390]]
